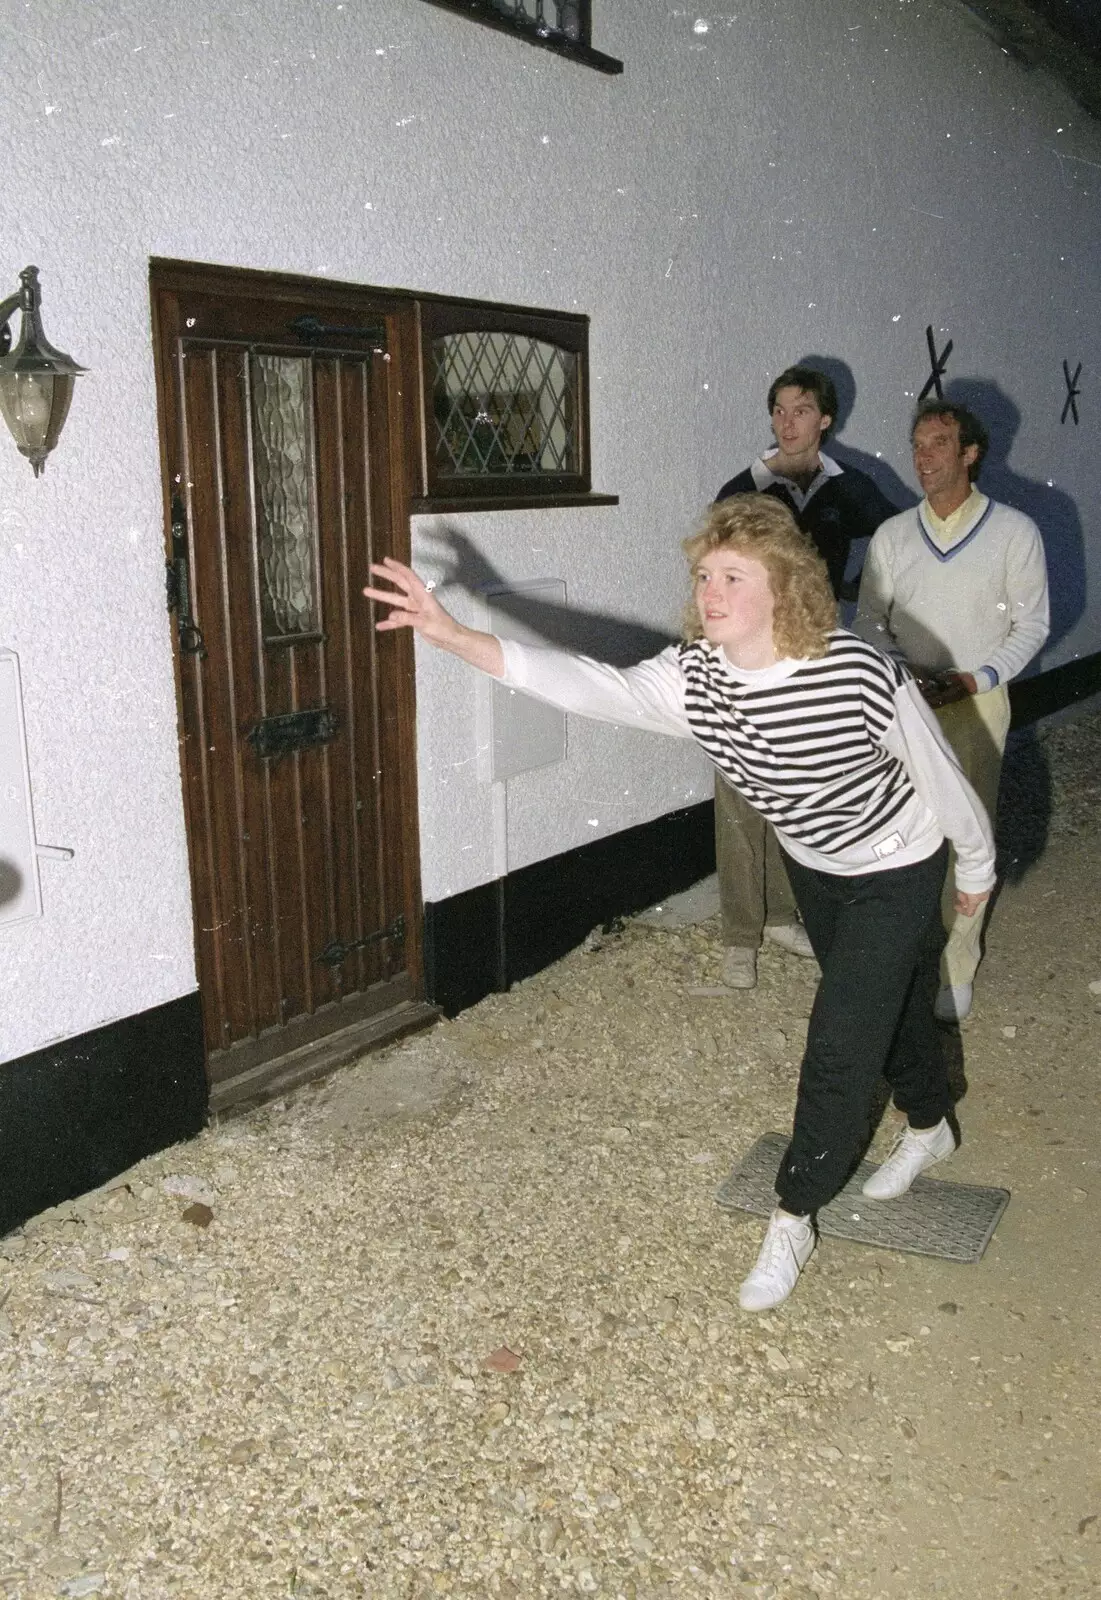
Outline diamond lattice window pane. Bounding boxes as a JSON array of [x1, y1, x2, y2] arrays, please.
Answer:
[[432, 331, 578, 478], [250, 354, 318, 638], [485, 1, 582, 39]]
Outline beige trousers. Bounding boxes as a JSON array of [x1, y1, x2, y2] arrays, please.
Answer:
[[934, 685, 1011, 987], [714, 774, 799, 949]]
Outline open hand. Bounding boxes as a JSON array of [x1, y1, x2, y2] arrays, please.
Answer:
[[362, 557, 505, 677], [363, 557, 456, 644]]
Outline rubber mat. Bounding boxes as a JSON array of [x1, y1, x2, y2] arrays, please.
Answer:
[[715, 1132, 1010, 1263]]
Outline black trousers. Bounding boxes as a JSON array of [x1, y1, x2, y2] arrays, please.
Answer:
[[775, 842, 951, 1217]]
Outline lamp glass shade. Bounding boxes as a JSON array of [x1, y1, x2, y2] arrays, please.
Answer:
[[0, 370, 75, 477]]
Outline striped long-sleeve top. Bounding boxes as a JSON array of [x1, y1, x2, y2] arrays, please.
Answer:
[[497, 629, 995, 892]]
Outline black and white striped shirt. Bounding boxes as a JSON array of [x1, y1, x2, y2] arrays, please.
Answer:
[[678, 632, 916, 855], [497, 628, 995, 888]]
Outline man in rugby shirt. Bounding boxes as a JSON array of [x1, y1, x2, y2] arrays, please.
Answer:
[[855, 400, 1049, 1022], [712, 365, 899, 989]]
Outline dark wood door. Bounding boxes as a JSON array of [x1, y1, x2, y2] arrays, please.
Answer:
[[151, 262, 428, 1103]]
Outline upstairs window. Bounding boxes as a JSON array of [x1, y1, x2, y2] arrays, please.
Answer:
[[415, 297, 616, 512], [419, 0, 623, 74]]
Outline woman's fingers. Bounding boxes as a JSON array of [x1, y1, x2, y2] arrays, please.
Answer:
[[371, 556, 430, 597], [362, 583, 411, 607], [363, 559, 449, 635]]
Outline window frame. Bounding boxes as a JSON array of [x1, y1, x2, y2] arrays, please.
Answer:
[[414, 295, 617, 513], [418, 0, 623, 75]]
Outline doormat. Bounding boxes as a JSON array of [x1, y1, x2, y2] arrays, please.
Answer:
[[715, 1132, 1010, 1263]]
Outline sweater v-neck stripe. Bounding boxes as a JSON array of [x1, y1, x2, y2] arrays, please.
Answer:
[[916, 497, 996, 563]]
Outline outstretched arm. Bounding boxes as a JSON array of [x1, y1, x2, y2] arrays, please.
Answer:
[[363, 557, 504, 678], [364, 557, 694, 740]]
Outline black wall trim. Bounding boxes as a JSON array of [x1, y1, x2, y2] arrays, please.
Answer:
[[1, 992, 207, 1237], [425, 801, 715, 1016], [1010, 649, 1101, 728]]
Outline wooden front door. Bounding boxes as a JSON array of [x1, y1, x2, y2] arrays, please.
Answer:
[[151, 261, 431, 1107]]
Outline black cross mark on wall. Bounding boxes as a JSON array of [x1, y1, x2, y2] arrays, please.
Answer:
[[918, 325, 953, 401], [1061, 360, 1082, 426]]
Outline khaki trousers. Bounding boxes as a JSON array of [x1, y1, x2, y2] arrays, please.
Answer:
[[714, 774, 799, 949], [934, 685, 1011, 987]]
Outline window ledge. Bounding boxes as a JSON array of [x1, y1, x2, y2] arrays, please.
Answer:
[[412, 491, 619, 514], [419, 1, 623, 74]]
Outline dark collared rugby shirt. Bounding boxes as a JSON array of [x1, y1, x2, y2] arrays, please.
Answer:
[[678, 632, 916, 855]]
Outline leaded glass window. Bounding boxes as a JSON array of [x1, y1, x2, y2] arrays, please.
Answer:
[[416, 299, 614, 509], [250, 353, 319, 641], [432, 331, 577, 479], [482, 1, 583, 40], [418, 0, 622, 74]]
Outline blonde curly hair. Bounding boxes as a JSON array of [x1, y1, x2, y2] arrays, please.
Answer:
[[682, 494, 837, 659]]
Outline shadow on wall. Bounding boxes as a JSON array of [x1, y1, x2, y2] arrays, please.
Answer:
[[796, 352, 918, 513], [0, 858, 23, 909], [416, 524, 678, 666], [944, 378, 1086, 658], [794, 354, 917, 606]]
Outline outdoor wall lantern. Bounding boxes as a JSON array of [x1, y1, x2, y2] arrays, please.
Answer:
[[0, 265, 86, 477]]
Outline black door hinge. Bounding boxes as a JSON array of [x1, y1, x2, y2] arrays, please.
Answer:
[[166, 492, 207, 657]]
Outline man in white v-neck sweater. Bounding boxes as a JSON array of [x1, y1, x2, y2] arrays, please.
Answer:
[[854, 400, 1049, 1020]]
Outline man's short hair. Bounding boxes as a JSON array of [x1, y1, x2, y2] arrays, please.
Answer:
[[766, 365, 839, 429], [911, 399, 989, 479]]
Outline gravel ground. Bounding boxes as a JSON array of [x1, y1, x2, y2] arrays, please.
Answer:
[[2, 712, 1100, 1600]]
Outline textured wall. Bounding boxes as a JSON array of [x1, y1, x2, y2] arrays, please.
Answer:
[[1, 0, 1098, 1059]]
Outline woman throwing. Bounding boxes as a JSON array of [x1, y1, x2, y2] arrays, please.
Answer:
[[363, 495, 994, 1312]]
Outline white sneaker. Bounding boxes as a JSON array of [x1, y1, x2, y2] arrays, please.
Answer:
[[934, 982, 973, 1022], [738, 1209, 816, 1311], [861, 1117, 956, 1200], [764, 922, 816, 959], [721, 945, 758, 989]]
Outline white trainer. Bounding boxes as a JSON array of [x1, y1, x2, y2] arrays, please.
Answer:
[[721, 945, 758, 989], [861, 1117, 957, 1200], [738, 1209, 816, 1311], [934, 982, 973, 1022], [764, 922, 816, 959]]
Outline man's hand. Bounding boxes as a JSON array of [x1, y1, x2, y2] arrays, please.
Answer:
[[917, 671, 977, 709], [955, 888, 991, 918]]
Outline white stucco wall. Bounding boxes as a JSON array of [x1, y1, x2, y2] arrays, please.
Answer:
[[1, 0, 1098, 1061]]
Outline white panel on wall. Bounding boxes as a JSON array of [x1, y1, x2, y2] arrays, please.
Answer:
[[476, 582, 568, 784], [0, 649, 43, 926]]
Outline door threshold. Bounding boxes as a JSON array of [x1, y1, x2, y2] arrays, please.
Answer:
[[209, 999, 440, 1116]]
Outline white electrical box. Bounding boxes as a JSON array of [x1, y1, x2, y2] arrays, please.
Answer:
[[0, 648, 43, 925], [477, 581, 568, 783]]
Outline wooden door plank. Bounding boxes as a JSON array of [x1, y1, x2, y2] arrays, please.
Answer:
[[365, 352, 409, 987], [285, 358, 336, 1012], [341, 357, 390, 990], [213, 345, 282, 1039], [180, 346, 250, 1051], [314, 355, 365, 995]]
